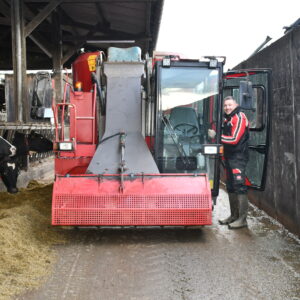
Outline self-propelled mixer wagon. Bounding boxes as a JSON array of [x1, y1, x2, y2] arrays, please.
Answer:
[[52, 47, 271, 227]]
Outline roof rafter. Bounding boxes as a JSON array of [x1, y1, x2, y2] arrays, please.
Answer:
[[25, 0, 63, 37], [95, 2, 110, 28], [24, 0, 158, 3]]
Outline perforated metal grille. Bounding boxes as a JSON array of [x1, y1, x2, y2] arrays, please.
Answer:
[[52, 194, 212, 226]]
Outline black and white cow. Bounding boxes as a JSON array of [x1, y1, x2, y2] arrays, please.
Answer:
[[0, 131, 53, 193], [12, 131, 53, 156], [0, 136, 18, 193], [27, 131, 53, 153]]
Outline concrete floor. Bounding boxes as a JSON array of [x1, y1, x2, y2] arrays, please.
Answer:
[[16, 189, 300, 300]]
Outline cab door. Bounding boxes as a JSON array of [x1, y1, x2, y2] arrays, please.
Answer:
[[223, 69, 271, 190]]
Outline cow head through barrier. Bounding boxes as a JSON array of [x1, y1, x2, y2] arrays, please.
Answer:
[[0, 157, 19, 193], [27, 131, 53, 153], [0, 136, 16, 159], [0, 131, 53, 194], [12, 131, 53, 155], [0, 136, 18, 193]]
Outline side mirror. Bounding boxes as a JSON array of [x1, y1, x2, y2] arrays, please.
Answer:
[[239, 81, 254, 110]]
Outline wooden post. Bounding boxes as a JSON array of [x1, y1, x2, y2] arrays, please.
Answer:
[[11, 0, 27, 122], [52, 10, 63, 103]]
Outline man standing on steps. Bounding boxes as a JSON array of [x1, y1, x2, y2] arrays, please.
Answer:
[[208, 96, 250, 229]]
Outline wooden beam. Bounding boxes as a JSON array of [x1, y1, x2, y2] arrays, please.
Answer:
[[0, 1, 11, 40], [28, 33, 53, 58], [145, 1, 151, 55], [0, 16, 11, 25], [58, 6, 80, 35], [0, 0, 10, 17], [62, 25, 100, 65], [60, 19, 142, 39], [62, 32, 149, 42], [1, 1, 54, 58], [24, 0, 62, 37], [61, 12, 115, 65], [11, 0, 27, 122], [60, 18, 106, 32], [24, 0, 158, 2], [62, 43, 83, 65], [52, 10, 63, 102], [95, 2, 110, 28], [23, 1, 38, 18], [23, 3, 55, 58]]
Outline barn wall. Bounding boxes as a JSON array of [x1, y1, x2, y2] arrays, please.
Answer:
[[235, 27, 300, 236]]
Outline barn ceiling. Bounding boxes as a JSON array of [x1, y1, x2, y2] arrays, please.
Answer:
[[0, 0, 164, 69]]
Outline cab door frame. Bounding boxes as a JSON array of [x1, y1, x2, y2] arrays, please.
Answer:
[[223, 69, 272, 190]]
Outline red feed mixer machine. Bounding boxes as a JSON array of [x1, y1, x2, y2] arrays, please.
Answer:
[[52, 47, 245, 227]]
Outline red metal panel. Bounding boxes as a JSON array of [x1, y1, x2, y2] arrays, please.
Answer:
[[69, 91, 97, 144], [72, 52, 99, 92], [52, 174, 212, 226], [54, 144, 96, 175]]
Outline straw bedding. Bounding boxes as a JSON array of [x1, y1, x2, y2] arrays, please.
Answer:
[[0, 181, 68, 300]]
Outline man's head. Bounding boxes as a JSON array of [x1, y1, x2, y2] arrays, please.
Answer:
[[223, 96, 239, 115]]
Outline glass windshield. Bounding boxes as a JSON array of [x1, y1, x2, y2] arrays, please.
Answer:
[[160, 67, 219, 110], [156, 67, 220, 187]]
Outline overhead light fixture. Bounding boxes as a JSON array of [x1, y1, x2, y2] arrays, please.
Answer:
[[209, 59, 218, 68], [86, 40, 135, 44], [162, 57, 171, 67]]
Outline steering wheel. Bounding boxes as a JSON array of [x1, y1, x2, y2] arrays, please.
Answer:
[[174, 123, 198, 135]]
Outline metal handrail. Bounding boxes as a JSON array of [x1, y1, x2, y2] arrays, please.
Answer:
[[54, 103, 77, 143]]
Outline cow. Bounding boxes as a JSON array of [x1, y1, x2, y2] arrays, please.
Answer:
[[0, 157, 19, 193], [0, 131, 53, 193], [0, 136, 18, 193], [12, 131, 53, 153], [27, 131, 53, 153]]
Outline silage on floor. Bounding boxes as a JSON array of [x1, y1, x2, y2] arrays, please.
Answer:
[[0, 182, 68, 300]]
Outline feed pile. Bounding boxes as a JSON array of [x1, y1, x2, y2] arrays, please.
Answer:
[[0, 182, 67, 300]]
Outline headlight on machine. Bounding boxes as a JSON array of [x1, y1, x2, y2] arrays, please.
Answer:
[[204, 145, 218, 154], [203, 144, 223, 155], [58, 142, 73, 151]]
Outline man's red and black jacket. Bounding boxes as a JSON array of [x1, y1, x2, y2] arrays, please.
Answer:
[[221, 107, 249, 160]]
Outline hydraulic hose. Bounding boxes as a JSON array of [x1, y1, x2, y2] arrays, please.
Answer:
[[91, 72, 106, 115]]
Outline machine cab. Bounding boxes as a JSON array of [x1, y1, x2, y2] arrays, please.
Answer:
[[151, 59, 271, 198], [152, 58, 224, 198]]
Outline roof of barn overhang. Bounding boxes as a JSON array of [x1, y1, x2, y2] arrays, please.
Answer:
[[0, 0, 164, 69]]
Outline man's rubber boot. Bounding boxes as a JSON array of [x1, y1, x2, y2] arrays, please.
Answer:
[[219, 193, 239, 225], [228, 194, 249, 229]]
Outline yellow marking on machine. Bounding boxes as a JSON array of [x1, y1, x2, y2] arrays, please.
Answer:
[[88, 55, 97, 71]]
